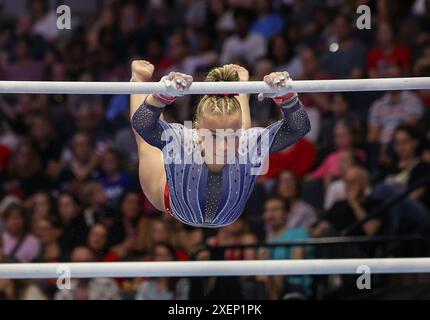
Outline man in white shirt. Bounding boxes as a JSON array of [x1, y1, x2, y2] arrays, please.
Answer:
[[220, 8, 267, 65]]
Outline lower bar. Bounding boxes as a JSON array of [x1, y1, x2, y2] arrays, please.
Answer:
[[1, 258, 430, 279]]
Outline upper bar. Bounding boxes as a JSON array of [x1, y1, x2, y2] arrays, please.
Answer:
[[1, 258, 430, 279], [0, 77, 429, 95]]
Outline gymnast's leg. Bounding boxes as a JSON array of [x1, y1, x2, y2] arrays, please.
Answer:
[[130, 60, 167, 211]]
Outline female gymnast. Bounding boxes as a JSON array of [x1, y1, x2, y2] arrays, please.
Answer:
[[130, 60, 310, 227]]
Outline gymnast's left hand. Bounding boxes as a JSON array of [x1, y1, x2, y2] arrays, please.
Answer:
[[153, 71, 193, 105], [258, 71, 296, 102], [160, 71, 193, 96]]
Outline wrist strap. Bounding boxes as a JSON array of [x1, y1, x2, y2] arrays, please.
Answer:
[[152, 93, 177, 105], [273, 93, 298, 107]]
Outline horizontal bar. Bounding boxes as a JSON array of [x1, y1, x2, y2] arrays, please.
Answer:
[[1, 258, 430, 279], [0, 77, 429, 95]]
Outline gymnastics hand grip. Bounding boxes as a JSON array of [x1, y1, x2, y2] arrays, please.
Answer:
[[258, 72, 295, 102]]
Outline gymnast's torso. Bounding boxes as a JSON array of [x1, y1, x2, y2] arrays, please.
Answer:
[[132, 96, 310, 227]]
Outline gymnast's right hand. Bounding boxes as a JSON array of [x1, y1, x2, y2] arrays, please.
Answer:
[[153, 72, 193, 105]]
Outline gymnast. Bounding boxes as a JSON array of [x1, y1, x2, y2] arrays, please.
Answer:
[[130, 60, 310, 227]]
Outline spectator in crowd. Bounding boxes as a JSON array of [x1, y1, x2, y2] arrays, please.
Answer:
[[290, 45, 327, 143], [142, 36, 173, 80], [249, 58, 276, 127], [0, 271, 47, 300], [2, 35, 45, 81], [364, 125, 430, 236], [5, 139, 50, 198], [0, 219, 45, 299], [367, 21, 411, 78], [34, 215, 62, 263], [313, 166, 384, 237], [267, 34, 298, 75], [273, 170, 317, 230], [367, 64, 424, 165], [298, 47, 332, 114], [176, 224, 205, 256], [54, 246, 122, 300], [308, 119, 365, 186], [0, 195, 21, 231], [25, 191, 54, 233], [185, 29, 219, 77], [251, 0, 284, 39], [98, 148, 133, 205], [263, 196, 309, 255], [262, 136, 317, 181], [321, 14, 366, 79], [135, 217, 177, 258], [135, 242, 187, 300], [220, 8, 267, 65], [318, 93, 363, 154], [187, 244, 244, 300], [207, 218, 257, 260], [29, 0, 61, 43], [56, 132, 100, 193], [0, 142, 12, 176], [80, 181, 113, 227], [413, 41, 430, 107], [87, 223, 120, 262], [263, 196, 312, 298], [300, 4, 332, 46], [1, 203, 40, 262], [57, 192, 89, 256], [109, 191, 142, 259], [324, 149, 361, 211], [164, 32, 191, 74], [384, 125, 430, 210], [29, 114, 63, 173]]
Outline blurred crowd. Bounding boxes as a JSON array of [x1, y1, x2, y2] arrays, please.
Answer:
[[1, 0, 430, 300]]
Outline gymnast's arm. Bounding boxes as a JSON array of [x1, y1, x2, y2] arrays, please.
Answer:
[[130, 61, 156, 121], [131, 70, 192, 150], [129, 60, 167, 151], [269, 95, 311, 153], [131, 96, 170, 150], [256, 71, 311, 153]]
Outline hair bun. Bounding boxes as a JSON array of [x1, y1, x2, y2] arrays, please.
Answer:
[[205, 65, 240, 82]]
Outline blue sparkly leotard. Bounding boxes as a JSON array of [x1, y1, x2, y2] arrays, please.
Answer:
[[132, 96, 310, 227]]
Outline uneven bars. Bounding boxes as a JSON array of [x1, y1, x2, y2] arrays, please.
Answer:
[[0, 77, 429, 95], [1, 258, 430, 279]]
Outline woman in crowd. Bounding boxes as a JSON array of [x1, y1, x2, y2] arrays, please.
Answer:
[[1, 203, 40, 263], [135, 242, 187, 300], [274, 170, 317, 230], [57, 192, 89, 255], [308, 119, 365, 186]]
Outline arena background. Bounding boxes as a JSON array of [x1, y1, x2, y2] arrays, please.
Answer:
[[1, 0, 430, 300]]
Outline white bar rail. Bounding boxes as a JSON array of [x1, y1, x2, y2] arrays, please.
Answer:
[[0, 77, 429, 95]]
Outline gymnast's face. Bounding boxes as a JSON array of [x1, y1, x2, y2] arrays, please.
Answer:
[[197, 113, 242, 167]]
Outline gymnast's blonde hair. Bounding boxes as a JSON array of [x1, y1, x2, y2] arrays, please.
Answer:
[[193, 66, 241, 127]]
